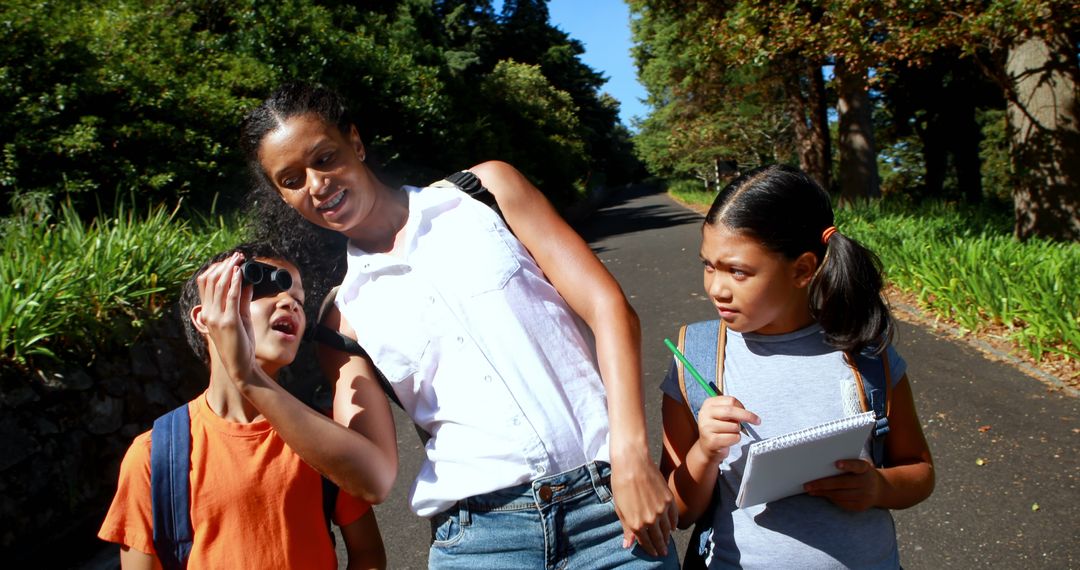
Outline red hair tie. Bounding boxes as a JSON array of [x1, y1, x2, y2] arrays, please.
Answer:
[[821, 226, 837, 244]]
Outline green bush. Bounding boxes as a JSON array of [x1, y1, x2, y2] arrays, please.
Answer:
[[836, 200, 1079, 362], [0, 201, 241, 368]]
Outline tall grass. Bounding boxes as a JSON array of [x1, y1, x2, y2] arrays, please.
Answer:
[[837, 201, 1079, 362], [0, 201, 242, 368]]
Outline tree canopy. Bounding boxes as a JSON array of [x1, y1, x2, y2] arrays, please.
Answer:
[[0, 0, 639, 217], [629, 0, 1079, 240]]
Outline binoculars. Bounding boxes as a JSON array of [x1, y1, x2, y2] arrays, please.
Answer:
[[240, 260, 293, 298]]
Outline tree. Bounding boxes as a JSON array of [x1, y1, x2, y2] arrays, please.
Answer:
[[630, 1, 794, 188], [1003, 34, 1080, 240]]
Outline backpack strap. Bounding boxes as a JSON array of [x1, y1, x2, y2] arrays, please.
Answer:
[[431, 170, 501, 214], [321, 476, 339, 546], [675, 325, 693, 419], [313, 286, 404, 411], [151, 405, 193, 570], [151, 404, 341, 564], [676, 320, 725, 422], [846, 349, 893, 467]]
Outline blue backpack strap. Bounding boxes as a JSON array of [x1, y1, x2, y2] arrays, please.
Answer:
[[676, 320, 725, 420], [151, 404, 193, 570], [849, 349, 892, 467]]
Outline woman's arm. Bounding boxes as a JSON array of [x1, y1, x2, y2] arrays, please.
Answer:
[[470, 161, 676, 556], [805, 375, 935, 510], [341, 509, 388, 570], [118, 546, 158, 570], [318, 305, 400, 501]]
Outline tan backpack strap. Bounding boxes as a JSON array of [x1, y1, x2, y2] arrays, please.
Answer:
[[716, 321, 727, 395], [846, 349, 894, 414], [844, 352, 870, 412], [676, 324, 695, 420]]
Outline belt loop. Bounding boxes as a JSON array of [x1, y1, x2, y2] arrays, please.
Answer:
[[587, 461, 612, 502], [459, 498, 472, 526]]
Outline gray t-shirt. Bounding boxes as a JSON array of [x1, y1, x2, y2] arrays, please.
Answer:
[[661, 323, 907, 569]]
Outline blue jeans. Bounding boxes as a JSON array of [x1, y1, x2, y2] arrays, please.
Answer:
[[428, 461, 679, 569]]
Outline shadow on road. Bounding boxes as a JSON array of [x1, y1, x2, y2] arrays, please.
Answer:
[[576, 183, 703, 246]]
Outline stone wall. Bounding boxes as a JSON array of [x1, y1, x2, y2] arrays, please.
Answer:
[[0, 305, 327, 566]]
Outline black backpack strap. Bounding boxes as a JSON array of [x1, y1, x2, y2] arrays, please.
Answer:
[[151, 405, 194, 570], [434, 170, 500, 213], [313, 288, 404, 411], [321, 476, 339, 545]]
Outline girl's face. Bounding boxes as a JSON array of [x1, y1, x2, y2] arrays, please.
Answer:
[[257, 113, 375, 236], [700, 223, 816, 335]]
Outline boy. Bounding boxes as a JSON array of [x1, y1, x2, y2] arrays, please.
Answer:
[[98, 243, 386, 569]]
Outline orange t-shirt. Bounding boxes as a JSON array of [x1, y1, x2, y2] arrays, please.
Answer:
[[98, 395, 370, 568]]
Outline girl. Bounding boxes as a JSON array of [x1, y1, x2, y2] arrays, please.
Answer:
[[210, 82, 678, 568], [660, 164, 934, 568]]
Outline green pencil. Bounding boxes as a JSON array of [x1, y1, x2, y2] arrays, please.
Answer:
[[664, 338, 718, 397]]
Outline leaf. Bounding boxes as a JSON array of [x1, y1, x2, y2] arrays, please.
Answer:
[[977, 425, 992, 433], [1032, 503, 1040, 511], [975, 458, 987, 466]]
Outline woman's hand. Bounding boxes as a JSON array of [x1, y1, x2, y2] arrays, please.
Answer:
[[611, 446, 677, 557]]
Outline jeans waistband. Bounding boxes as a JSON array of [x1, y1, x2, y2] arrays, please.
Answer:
[[461, 461, 612, 513]]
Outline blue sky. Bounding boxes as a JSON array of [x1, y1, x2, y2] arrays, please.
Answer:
[[547, 0, 647, 129], [493, 0, 648, 129]]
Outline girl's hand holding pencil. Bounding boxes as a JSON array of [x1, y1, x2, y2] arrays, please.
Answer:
[[665, 338, 761, 462]]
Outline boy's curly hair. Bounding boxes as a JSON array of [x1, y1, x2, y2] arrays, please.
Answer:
[[179, 242, 299, 368]]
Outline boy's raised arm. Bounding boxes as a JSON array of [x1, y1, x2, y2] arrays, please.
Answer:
[[196, 254, 397, 503]]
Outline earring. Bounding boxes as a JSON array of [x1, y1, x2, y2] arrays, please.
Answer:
[[359, 153, 366, 162]]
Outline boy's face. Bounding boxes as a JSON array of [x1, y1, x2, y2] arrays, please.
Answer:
[[247, 257, 306, 374]]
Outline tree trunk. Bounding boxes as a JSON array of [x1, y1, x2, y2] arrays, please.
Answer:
[[835, 59, 879, 203], [1006, 35, 1080, 241], [784, 59, 832, 191], [807, 63, 832, 192], [951, 100, 984, 204]]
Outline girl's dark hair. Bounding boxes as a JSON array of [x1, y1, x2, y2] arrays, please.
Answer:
[[237, 82, 350, 324], [705, 164, 893, 353], [179, 242, 299, 368]]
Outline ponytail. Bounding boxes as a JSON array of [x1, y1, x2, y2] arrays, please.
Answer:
[[707, 164, 893, 354], [809, 232, 893, 354]]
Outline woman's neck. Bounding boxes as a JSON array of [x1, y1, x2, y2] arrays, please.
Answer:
[[347, 183, 410, 255]]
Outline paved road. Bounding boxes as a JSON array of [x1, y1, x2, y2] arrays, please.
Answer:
[[84, 183, 1079, 568]]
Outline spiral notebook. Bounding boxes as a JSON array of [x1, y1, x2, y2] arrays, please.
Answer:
[[735, 411, 877, 508]]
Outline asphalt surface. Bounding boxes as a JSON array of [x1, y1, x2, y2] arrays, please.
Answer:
[[83, 183, 1078, 569]]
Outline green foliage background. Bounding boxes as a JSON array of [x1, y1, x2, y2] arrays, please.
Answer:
[[0, 0, 642, 370], [0, 0, 638, 219]]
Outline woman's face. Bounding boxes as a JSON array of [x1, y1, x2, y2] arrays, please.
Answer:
[[257, 113, 375, 235]]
